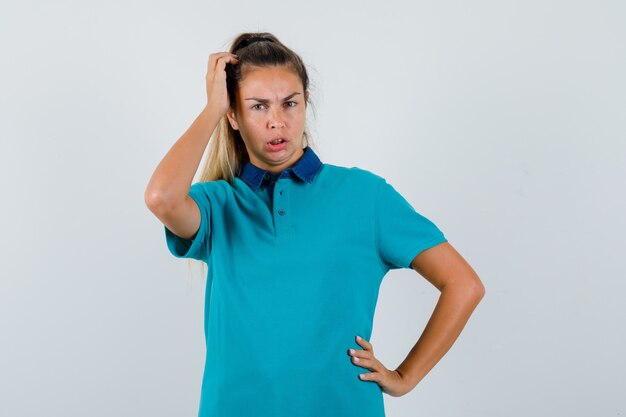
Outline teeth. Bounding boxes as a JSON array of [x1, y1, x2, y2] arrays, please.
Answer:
[[270, 139, 285, 144]]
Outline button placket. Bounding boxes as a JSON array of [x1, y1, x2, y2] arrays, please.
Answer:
[[276, 183, 285, 215], [273, 179, 292, 234]]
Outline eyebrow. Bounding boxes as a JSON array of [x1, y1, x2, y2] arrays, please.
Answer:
[[244, 92, 301, 103]]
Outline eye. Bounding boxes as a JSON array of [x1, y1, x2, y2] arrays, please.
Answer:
[[285, 101, 297, 107], [252, 104, 266, 110]]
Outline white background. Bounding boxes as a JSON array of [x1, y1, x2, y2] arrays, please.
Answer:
[[1, 1, 624, 416]]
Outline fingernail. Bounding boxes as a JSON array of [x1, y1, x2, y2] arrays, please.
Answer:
[[349, 349, 355, 355], [356, 335, 362, 341]]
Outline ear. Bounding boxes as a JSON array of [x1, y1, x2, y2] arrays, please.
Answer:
[[226, 107, 239, 131]]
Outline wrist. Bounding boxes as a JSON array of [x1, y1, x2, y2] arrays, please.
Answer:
[[394, 366, 418, 390]]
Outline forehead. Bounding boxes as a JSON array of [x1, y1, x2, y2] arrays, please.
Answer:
[[238, 65, 302, 95]]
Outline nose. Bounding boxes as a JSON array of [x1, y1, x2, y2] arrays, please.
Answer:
[[268, 109, 285, 129]]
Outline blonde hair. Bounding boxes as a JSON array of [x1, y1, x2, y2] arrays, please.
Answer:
[[187, 31, 318, 280]]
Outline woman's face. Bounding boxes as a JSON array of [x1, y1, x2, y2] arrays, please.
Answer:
[[227, 65, 308, 175]]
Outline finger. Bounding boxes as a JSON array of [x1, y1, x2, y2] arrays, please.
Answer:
[[349, 347, 379, 367], [212, 54, 239, 74], [208, 52, 239, 73], [207, 52, 228, 70], [348, 348, 373, 360], [358, 370, 381, 383], [208, 51, 236, 65], [355, 335, 374, 352], [350, 354, 378, 370]]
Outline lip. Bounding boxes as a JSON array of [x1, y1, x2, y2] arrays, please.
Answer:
[[266, 137, 289, 143], [266, 138, 288, 152]]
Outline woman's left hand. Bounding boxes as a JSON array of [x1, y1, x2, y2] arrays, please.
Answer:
[[348, 335, 413, 397]]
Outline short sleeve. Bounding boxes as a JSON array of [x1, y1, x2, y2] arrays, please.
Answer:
[[375, 178, 447, 271], [163, 182, 211, 261]]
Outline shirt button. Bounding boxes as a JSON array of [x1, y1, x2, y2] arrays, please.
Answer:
[[278, 209, 285, 215]]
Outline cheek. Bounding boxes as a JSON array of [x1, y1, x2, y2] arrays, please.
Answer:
[[241, 112, 265, 125], [239, 119, 265, 139], [286, 109, 306, 123], [238, 112, 259, 125]]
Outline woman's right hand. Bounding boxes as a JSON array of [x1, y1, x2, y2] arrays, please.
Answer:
[[205, 52, 239, 117]]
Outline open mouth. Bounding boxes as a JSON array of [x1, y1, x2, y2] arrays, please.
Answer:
[[267, 138, 288, 151], [268, 138, 287, 144]]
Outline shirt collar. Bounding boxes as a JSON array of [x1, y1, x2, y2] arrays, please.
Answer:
[[238, 146, 323, 189]]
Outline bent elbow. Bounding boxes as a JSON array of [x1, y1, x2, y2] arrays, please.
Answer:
[[471, 279, 486, 302], [145, 187, 177, 216]]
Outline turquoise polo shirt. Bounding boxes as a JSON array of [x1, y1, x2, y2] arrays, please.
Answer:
[[164, 146, 448, 417]]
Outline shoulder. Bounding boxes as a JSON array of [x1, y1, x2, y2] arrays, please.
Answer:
[[319, 163, 386, 187], [190, 179, 233, 204]]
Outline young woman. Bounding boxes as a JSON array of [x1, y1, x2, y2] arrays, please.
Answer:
[[145, 32, 485, 417]]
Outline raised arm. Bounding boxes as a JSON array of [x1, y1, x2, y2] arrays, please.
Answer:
[[144, 106, 220, 239], [144, 52, 238, 239]]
